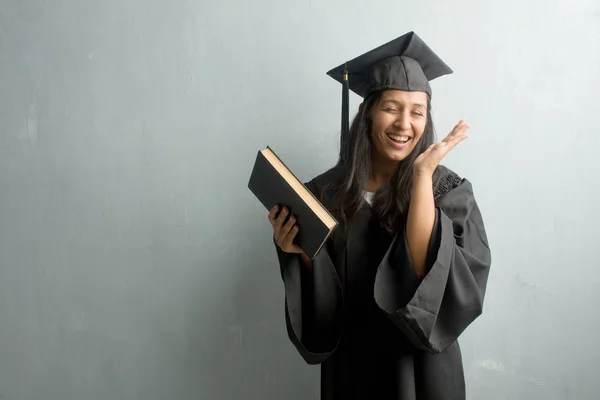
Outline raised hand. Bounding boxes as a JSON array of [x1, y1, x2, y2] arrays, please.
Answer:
[[268, 205, 303, 254], [414, 120, 470, 177]]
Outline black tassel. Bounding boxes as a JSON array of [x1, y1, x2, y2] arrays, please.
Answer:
[[340, 63, 350, 163]]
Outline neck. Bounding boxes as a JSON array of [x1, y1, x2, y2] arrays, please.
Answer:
[[368, 151, 398, 192]]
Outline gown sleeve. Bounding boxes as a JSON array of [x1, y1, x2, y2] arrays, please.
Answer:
[[374, 173, 492, 354], [274, 181, 344, 365]]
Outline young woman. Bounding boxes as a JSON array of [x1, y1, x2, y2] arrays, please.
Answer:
[[267, 32, 492, 400]]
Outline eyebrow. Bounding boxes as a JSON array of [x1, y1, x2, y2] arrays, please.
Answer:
[[381, 99, 426, 108]]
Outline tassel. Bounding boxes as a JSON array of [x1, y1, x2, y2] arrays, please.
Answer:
[[340, 63, 350, 163]]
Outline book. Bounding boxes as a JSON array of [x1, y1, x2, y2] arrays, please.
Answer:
[[247, 146, 338, 259]]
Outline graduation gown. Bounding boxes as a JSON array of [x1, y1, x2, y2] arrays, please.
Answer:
[[274, 164, 492, 400]]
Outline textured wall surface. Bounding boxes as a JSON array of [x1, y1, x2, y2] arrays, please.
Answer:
[[1, 0, 599, 398]]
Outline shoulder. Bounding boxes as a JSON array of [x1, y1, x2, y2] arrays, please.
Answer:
[[301, 163, 346, 210], [304, 163, 345, 193]]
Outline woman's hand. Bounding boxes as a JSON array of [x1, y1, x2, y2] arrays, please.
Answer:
[[414, 120, 470, 177], [268, 205, 303, 254]]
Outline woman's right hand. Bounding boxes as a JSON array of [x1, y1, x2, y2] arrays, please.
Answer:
[[268, 205, 303, 254]]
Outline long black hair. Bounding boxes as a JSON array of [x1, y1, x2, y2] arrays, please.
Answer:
[[333, 90, 437, 233]]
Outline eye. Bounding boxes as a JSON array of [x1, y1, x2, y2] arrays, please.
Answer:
[[384, 107, 398, 112], [412, 111, 424, 117]]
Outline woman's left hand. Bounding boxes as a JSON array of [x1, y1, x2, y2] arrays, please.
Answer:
[[414, 120, 470, 177]]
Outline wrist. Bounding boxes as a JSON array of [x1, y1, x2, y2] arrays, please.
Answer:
[[411, 171, 433, 198], [412, 169, 433, 182]]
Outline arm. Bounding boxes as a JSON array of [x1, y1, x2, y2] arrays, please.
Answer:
[[374, 174, 492, 354], [407, 120, 470, 278], [272, 181, 343, 364], [406, 172, 436, 278]]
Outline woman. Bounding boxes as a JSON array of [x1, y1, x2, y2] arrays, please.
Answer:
[[267, 32, 491, 400]]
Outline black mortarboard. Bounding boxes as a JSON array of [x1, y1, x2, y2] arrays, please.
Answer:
[[326, 31, 453, 161]]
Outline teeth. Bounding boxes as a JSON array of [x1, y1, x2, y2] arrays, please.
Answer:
[[388, 134, 410, 143]]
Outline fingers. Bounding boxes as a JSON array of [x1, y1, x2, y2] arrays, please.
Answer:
[[452, 120, 468, 131], [415, 120, 470, 174], [269, 206, 301, 253], [441, 120, 470, 147], [280, 213, 296, 242], [452, 122, 470, 145], [275, 206, 289, 232], [281, 223, 300, 252], [268, 205, 279, 225], [450, 120, 470, 138], [268, 205, 284, 236], [268, 205, 282, 237], [426, 121, 470, 157]]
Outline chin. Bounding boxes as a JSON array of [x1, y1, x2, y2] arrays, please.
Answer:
[[383, 147, 413, 162]]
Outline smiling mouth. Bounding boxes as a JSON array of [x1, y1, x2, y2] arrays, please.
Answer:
[[386, 133, 412, 144]]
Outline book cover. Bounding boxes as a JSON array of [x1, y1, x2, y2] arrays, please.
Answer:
[[247, 147, 338, 259]]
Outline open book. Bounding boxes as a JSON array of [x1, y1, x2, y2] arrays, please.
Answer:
[[248, 147, 338, 259]]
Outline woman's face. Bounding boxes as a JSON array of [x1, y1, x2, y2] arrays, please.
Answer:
[[368, 89, 428, 164]]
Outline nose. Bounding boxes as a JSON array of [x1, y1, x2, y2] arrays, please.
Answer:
[[393, 110, 411, 131]]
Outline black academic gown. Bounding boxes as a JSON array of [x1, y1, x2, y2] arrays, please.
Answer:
[[274, 164, 492, 400]]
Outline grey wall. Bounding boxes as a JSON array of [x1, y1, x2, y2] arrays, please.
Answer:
[[1, 0, 599, 399]]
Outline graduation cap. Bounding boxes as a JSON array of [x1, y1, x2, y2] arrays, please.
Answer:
[[326, 31, 453, 161]]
